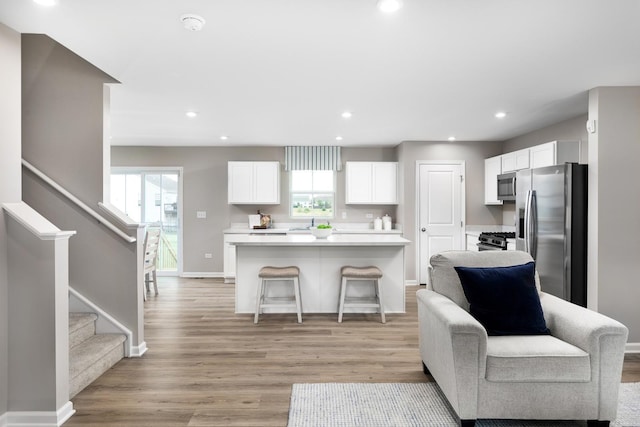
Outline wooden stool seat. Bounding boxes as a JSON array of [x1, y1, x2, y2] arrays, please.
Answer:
[[254, 266, 302, 324], [338, 266, 385, 323]]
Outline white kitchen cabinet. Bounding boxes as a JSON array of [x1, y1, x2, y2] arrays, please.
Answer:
[[484, 155, 503, 205], [501, 148, 530, 173], [529, 141, 556, 168], [345, 161, 398, 204], [228, 161, 280, 204], [223, 235, 237, 283]]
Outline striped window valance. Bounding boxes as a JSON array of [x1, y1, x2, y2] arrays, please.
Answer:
[[284, 146, 342, 171]]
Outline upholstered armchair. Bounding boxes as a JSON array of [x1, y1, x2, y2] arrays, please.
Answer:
[[417, 250, 628, 427]]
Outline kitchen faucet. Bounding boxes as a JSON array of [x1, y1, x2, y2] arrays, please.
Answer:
[[311, 217, 315, 227]]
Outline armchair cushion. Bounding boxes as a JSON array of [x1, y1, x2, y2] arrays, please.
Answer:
[[455, 262, 550, 336], [486, 335, 591, 383]]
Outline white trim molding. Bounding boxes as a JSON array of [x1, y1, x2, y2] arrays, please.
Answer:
[[130, 341, 148, 357], [3, 402, 74, 427], [625, 342, 640, 353], [181, 272, 224, 279]]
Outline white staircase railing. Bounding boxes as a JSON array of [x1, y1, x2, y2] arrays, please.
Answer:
[[22, 159, 136, 243]]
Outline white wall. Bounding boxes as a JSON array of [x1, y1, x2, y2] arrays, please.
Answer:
[[588, 87, 640, 343], [0, 22, 22, 416]]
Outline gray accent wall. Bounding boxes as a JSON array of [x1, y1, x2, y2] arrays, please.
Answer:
[[588, 87, 640, 343], [0, 22, 21, 417], [111, 146, 397, 274], [396, 140, 504, 282]]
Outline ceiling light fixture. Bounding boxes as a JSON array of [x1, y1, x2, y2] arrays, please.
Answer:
[[448, 136, 456, 142], [495, 111, 507, 119], [377, 0, 403, 13], [220, 135, 229, 141], [181, 14, 206, 31], [335, 136, 343, 141], [186, 111, 198, 118], [341, 111, 353, 119], [33, 0, 57, 6]]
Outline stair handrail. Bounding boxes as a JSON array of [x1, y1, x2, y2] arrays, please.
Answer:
[[22, 158, 136, 243]]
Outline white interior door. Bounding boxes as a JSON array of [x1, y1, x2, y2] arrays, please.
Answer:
[[418, 162, 465, 284]]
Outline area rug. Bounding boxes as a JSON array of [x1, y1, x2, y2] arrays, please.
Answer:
[[287, 382, 640, 427]]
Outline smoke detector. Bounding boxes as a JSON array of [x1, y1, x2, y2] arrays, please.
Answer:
[[181, 14, 206, 31]]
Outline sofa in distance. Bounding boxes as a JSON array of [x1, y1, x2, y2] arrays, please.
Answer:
[[417, 250, 628, 427]]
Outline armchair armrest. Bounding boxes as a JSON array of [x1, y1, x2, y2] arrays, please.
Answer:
[[540, 292, 628, 421], [416, 289, 487, 419]]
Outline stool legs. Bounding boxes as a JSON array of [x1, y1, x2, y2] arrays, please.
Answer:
[[254, 276, 302, 324], [338, 277, 385, 323]]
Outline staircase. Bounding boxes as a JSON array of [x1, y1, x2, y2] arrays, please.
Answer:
[[69, 312, 126, 398]]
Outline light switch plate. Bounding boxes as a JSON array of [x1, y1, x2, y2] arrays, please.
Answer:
[[196, 211, 207, 219]]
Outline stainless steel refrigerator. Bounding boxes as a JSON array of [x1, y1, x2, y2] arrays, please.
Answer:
[[515, 163, 588, 306]]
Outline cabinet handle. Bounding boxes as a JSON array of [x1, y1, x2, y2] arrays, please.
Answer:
[[421, 228, 426, 232]]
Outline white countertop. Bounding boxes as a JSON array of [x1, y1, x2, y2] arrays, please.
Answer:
[[227, 233, 411, 247], [223, 224, 402, 235]]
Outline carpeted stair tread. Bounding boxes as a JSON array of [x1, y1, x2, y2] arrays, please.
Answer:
[[69, 312, 98, 349], [70, 333, 126, 383]]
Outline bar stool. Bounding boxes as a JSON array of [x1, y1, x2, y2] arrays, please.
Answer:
[[254, 266, 302, 324], [338, 266, 385, 323]]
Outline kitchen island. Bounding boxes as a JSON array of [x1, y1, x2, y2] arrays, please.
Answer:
[[228, 234, 410, 315]]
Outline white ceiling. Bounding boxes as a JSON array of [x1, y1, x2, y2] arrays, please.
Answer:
[[2, 0, 640, 147]]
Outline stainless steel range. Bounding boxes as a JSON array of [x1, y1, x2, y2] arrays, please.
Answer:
[[477, 232, 515, 251]]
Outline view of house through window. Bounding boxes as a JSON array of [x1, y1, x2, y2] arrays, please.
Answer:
[[290, 170, 335, 218], [110, 169, 181, 274]]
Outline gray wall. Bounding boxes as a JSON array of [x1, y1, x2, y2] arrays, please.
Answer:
[[503, 114, 589, 163], [0, 22, 22, 417], [588, 87, 640, 343], [21, 34, 143, 345], [396, 140, 504, 282], [111, 146, 397, 274]]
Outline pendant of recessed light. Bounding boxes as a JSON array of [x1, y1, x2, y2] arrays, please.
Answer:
[[377, 0, 403, 13], [181, 14, 206, 31]]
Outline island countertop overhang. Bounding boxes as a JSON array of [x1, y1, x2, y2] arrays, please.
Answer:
[[227, 234, 411, 247]]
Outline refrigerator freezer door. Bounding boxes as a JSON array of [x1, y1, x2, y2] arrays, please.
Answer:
[[531, 165, 567, 300]]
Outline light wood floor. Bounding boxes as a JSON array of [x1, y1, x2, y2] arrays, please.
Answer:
[[67, 277, 640, 426]]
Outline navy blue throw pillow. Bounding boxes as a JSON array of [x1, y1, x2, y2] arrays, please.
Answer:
[[454, 262, 550, 336]]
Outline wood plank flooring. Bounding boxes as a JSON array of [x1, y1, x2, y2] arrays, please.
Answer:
[[67, 277, 640, 426]]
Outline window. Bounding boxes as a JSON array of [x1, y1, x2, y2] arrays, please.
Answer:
[[290, 170, 334, 218]]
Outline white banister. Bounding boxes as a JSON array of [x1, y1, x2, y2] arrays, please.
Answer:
[[22, 159, 136, 243], [2, 201, 76, 240]]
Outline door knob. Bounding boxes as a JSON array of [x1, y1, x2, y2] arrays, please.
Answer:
[[421, 228, 426, 232]]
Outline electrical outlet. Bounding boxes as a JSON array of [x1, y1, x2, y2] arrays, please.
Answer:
[[204, 253, 212, 259], [341, 211, 347, 219], [197, 210, 207, 219], [365, 213, 373, 219]]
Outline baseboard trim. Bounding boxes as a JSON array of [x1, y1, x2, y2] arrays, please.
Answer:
[[405, 280, 418, 286], [625, 342, 640, 353], [0, 412, 7, 427], [181, 272, 224, 279], [4, 401, 75, 426], [130, 341, 148, 357]]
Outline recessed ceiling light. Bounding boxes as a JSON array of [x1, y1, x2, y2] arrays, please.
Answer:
[[495, 111, 507, 119], [341, 111, 353, 119], [377, 0, 403, 13], [33, 0, 57, 6], [335, 136, 343, 141], [448, 136, 456, 142], [181, 14, 206, 31], [186, 111, 198, 118], [220, 135, 229, 140]]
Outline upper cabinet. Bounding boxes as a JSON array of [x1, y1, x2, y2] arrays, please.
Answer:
[[484, 141, 580, 205], [345, 161, 398, 204], [484, 155, 503, 205], [501, 148, 530, 173], [228, 161, 280, 204]]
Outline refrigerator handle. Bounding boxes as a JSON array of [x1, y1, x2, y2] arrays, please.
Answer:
[[524, 190, 531, 254], [529, 190, 538, 260]]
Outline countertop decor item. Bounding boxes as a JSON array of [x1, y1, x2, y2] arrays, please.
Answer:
[[310, 225, 332, 239]]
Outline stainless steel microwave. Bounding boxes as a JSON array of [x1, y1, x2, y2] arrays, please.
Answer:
[[497, 172, 516, 201]]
